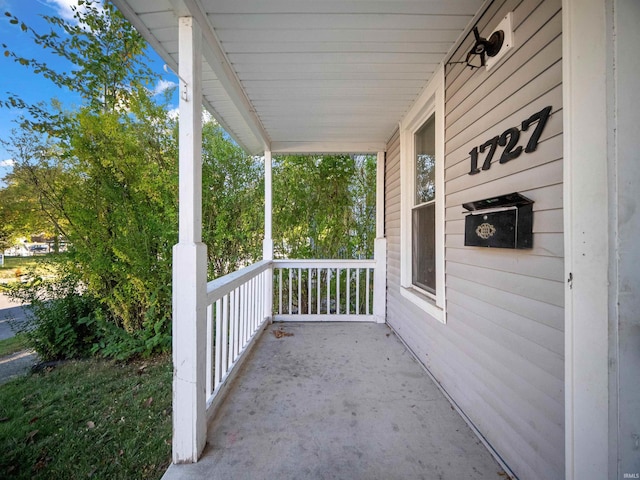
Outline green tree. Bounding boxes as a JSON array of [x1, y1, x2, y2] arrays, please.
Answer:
[[0, 131, 73, 247], [64, 96, 178, 335], [273, 154, 376, 259], [1, 0, 176, 357], [202, 120, 263, 279], [1, 0, 154, 117]]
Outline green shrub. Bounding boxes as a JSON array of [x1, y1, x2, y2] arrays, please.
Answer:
[[84, 310, 170, 361], [3, 255, 172, 362], [5, 269, 100, 361]]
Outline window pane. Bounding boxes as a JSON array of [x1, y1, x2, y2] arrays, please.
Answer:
[[415, 114, 436, 205], [412, 203, 435, 294]]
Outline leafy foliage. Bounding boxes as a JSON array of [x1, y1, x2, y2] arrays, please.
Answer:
[[0, 0, 175, 357], [0, 132, 73, 247], [64, 97, 178, 334], [202, 121, 264, 278], [273, 154, 376, 259], [1, 1, 154, 117], [5, 262, 100, 361]]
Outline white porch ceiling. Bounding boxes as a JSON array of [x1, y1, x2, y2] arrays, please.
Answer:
[[113, 0, 483, 155]]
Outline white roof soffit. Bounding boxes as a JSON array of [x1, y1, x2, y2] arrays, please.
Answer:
[[113, 0, 484, 155]]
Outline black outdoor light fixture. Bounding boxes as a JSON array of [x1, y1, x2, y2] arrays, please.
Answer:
[[448, 13, 513, 71], [464, 26, 505, 70]]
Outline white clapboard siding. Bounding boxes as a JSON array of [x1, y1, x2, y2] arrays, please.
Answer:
[[385, 1, 564, 479]]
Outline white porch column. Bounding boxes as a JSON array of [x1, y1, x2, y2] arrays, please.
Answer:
[[172, 16, 207, 463], [263, 150, 273, 321], [373, 150, 387, 323], [263, 150, 273, 260]]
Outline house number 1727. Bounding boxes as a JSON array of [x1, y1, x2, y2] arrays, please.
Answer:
[[468, 106, 552, 175]]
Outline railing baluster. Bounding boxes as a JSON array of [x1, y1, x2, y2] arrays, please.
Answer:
[[288, 268, 293, 314], [230, 289, 237, 362], [356, 268, 361, 315], [346, 268, 350, 315], [258, 273, 263, 331], [326, 268, 331, 314], [249, 277, 255, 340], [252, 277, 260, 334], [243, 281, 249, 345], [297, 268, 302, 315], [229, 287, 238, 365], [206, 304, 213, 397], [243, 283, 247, 347], [278, 268, 283, 315], [239, 287, 244, 358], [249, 280, 252, 338], [259, 275, 262, 327], [241, 281, 246, 346], [240, 284, 245, 351], [317, 268, 321, 314], [215, 299, 222, 389], [366, 267, 371, 315], [231, 288, 239, 361], [221, 294, 229, 378], [337, 268, 341, 314], [308, 268, 312, 314]]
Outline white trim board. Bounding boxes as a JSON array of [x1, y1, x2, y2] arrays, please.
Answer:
[[563, 1, 610, 479], [398, 64, 446, 324]]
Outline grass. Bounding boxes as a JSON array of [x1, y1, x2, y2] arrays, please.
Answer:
[[0, 355, 172, 479], [0, 255, 54, 280], [0, 335, 28, 357]]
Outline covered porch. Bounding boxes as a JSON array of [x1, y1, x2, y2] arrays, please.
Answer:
[[110, 1, 640, 479], [110, 0, 525, 477], [162, 322, 505, 480]]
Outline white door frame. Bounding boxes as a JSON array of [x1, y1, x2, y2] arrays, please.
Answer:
[[563, 1, 609, 479]]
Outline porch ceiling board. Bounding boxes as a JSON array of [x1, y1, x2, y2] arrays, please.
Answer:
[[114, 0, 483, 154]]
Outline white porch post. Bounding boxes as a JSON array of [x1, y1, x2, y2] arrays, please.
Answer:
[[172, 16, 207, 463], [373, 150, 387, 323], [263, 150, 273, 260], [263, 150, 273, 321]]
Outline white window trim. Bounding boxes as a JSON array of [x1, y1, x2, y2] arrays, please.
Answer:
[[399, 64, 446, 324]]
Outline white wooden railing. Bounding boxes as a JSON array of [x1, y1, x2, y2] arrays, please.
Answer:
[[204, 259, 271, 413], [203, 258, 378, 415], [272, 259, 376, 321]]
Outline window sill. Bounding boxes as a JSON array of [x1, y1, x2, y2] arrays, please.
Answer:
[[400, 286, 446, 324]]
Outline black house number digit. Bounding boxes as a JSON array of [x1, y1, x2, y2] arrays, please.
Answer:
[[468, 105, 552, 175]]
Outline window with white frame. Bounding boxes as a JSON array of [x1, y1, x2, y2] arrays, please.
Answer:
[[400, 65, 445, 323], [413, 115, 437, 294]]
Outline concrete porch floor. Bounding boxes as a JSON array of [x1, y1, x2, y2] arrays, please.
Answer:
[[163, 322, 507, 480]]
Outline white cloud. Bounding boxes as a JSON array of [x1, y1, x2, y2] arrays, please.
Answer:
[[0, 158, 15, 168], [40, 0, 83, 21], [167, 108, 179, 120], [152, 79, 178, 97], [40, 0, 104, 23]]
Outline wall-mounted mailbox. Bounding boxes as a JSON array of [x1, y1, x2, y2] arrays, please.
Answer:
[[463, 192, 533, 249]]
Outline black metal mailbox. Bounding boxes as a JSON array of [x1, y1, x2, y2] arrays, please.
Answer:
[[463, 192, 533, 249]]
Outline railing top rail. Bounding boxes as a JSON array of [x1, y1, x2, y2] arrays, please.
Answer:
[[273, 259, 375, 269], [206, 259, 272, 304]]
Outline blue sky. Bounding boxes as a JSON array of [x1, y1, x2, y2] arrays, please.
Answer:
[[0, 0, 178, 179]]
